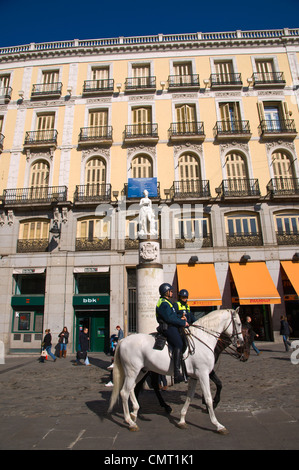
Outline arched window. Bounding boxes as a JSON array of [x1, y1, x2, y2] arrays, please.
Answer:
[[85, 157, 107, 197], [226, 152, 248, 179], [272, 151, 294, 179], [131, 154, 153, 178], [29, 160, 49, 199], [178, 153, 200, 180]]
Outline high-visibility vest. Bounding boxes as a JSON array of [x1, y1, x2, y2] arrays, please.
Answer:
[[176, 300, 191, 315], [156, 297, 174, 319]]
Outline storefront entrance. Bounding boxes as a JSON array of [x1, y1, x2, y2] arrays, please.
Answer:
[[75, 309, 109, 352]]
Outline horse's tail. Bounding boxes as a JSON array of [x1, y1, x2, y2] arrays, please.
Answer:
[[108, 340, 124, 413]]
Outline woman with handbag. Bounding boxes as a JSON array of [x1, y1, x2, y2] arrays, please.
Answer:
[[42, 329, 57, 362]]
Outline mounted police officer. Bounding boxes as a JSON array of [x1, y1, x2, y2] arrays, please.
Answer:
[[173, 289, 196, 326], [156, 283, 189, 383]]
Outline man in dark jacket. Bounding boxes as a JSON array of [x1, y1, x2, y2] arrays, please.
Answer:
[[280, 315, 291, 351], [156, 283, 189, 383], [74, 327, 90, 365]]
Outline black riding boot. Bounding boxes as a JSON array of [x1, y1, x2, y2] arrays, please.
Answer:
[[173, 348, 184, 383]]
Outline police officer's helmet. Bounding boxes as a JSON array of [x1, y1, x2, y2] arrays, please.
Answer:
[[178, 289, 189, 298], [159, 283, 173, 296]]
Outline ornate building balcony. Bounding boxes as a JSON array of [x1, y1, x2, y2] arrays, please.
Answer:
[[17, 238, 49, 253], [176, 234, 213, 248], [82, 79, 114, 95], [216, 178, 260, 199], [226, 232, 263, 247], [267, 177, 299, 198], [74, 183, 111, 204], [3, 185, 67, 206], [31, 82, 63, 99], [75, 237, 111, 251], [213, 120, 251, 141], [168, 122, 205, 142], [78, 126, 113, 146], [276, 231, 299, 246], [258, 119, 297, 139], [210, 73, 242, 89], [252, 71, 285, 88], [169, 179, 211, 200], [123, 124, 158, 144], [125, 76, 156, 92], [24, 130, 58, 150], [168, 74, 200, 90]]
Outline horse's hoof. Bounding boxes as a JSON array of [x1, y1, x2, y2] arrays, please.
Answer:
[[177, 422, 188, 429], [217, 427, 229, 435], [129, 425, 140, 432]]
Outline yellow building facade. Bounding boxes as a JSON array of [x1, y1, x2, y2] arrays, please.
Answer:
[[0, 28, 299, 354]]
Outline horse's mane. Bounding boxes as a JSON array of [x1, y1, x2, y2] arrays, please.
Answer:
[[193, 309, 231, 331]]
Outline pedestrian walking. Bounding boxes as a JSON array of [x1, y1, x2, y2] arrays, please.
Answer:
[[243, 316, 261, 355], [74, 327, 90, 366], [42, 329, 57, 362], [280, 315, 292, 351], [58, 326, 69, 358]]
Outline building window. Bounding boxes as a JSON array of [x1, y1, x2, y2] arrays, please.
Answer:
[[226, 213, 262, 246], [131, 154, 153, 178], [226, 152, 248, 179], [85, 157, 106, 186], [276, 212, 299, 234], [175, 104, 197, 133], [219, 102, 241, 131], [178, 153, 201, 181], [272, 151, 295, 179], [76, 217, 111, 251]]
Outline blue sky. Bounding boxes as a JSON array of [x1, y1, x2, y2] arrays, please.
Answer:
[[0, 0, 297, 47]]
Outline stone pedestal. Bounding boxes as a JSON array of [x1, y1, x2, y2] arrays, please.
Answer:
[[137, 238, 163, 334]]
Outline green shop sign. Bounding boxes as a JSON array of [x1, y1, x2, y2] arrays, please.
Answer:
[[11, 295, 45, 307], [73, 294, 110, 306]]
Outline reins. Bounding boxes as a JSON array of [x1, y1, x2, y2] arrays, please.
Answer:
[[186, 310, 243, 360]]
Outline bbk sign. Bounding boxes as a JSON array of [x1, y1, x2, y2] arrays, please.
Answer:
[[73, 294, 110, 306]]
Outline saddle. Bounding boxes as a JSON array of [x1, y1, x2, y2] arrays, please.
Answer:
[[153, 325, 189, 354]]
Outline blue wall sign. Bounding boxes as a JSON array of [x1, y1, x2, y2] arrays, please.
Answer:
[[127, 178, 158, 198]]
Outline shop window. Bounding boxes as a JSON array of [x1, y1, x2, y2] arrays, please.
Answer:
[[74, 273, 110, 294], [12, 311, 43, 333]]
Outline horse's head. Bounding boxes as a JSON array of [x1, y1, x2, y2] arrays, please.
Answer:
[[229, 307, 244, 349]]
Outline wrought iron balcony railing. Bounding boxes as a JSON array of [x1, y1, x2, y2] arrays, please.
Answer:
[[276, 231, 299, 246], [3, 185, 67, 205], [124, 123, 158, 140], [252, 71, 285, 86], [217, 178, 260, 198], [258, 119, 297, 136], [125, 76, 156, 90], [0, 86, 12, 101], [83, 79, 114, 94], [226, 232, 263, 247], [267, 177, 299, 196], [78, 126, 113, 143], [176, 234, 213, 248], [168, 74, 200, 88], [17, 238, 49, 253], [170, 180, 211, 199], [75, 237, 111, 251], [24, 129, 58, 146], [31, 82, 62, 97], [210, 73, 242, 87], [74, 183, 111, 202], [213, 120, 251, 138], [168, 121, 205, 140]]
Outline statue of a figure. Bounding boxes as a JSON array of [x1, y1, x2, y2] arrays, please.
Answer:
[[138, 190, 157, 237]]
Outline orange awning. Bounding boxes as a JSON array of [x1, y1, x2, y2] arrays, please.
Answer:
[[229, 262, 281, 305], [177, 264, 222, 306], [281, 261, 299, 296]]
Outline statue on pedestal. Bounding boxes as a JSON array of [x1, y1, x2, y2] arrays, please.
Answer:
[[137, 190, 157, 238]]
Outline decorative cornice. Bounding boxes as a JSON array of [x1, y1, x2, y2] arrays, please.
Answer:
[[0, 28, 298, 63]]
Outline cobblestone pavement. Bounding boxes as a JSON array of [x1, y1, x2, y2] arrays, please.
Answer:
[[0, 342, 298, 451]]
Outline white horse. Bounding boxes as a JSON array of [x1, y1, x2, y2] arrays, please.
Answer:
[[108, 308, 244, 434]]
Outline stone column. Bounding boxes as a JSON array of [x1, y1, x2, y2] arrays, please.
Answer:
[[137, 238, 163, 334]]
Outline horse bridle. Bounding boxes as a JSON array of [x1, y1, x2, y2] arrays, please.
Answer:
[[188, 310, 242, 355]]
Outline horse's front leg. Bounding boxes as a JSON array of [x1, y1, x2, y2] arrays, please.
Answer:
[[210, 370, 222, 409], [200, 373, 228, 434], [178, 377, 197, 429], [120, 376, 140, 431]]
